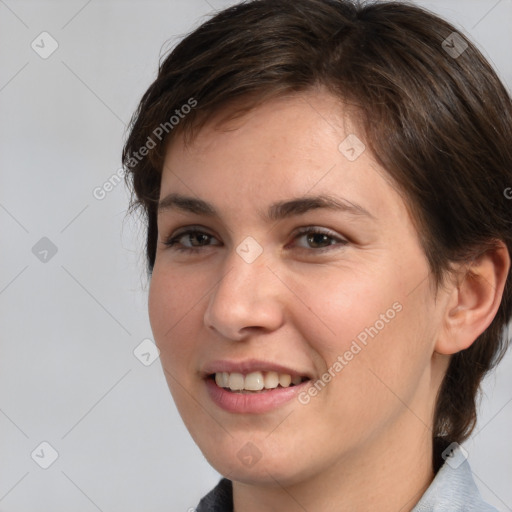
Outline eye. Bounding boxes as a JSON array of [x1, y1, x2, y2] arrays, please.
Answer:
[[162, 226, 347, 254], [162, 227, 220, 253], [291, 227, 348, 252]]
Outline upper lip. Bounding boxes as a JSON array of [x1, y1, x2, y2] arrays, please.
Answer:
[[202, 358, 314, 380]]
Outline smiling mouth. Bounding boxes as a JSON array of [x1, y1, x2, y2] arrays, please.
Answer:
[[208, 371, 310, 393]]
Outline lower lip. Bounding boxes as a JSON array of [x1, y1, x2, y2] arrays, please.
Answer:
[[205, 378, 311, 414]]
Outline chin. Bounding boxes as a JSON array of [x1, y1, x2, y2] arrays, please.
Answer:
[[197, 436, 316, 487]]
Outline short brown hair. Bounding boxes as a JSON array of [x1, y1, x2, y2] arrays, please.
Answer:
[[122, 0, 512, 466]]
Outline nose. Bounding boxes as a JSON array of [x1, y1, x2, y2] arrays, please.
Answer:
[[203, 248, 285, 341]]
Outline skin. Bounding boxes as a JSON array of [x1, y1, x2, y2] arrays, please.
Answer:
[[148, 89, 510, 512]]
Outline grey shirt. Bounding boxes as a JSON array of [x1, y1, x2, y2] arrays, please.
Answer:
[[196, 445, 497, 511]]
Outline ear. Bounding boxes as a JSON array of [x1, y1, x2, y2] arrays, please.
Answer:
[[435, 241, 510, 355]]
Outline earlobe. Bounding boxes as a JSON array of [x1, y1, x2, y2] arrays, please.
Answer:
[[435, 242, 510, 355]]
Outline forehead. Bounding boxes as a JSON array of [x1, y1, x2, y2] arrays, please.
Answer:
[[161, 91, 408, 229]]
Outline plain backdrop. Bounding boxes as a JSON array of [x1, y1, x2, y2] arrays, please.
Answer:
[[1, 0, 511, 510]]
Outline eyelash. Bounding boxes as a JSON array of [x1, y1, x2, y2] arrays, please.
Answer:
[[162, 226, 348, 254]]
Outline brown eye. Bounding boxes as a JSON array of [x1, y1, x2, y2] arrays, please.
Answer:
[[292, 227, 348, 251], [164, 229, 220, 253]]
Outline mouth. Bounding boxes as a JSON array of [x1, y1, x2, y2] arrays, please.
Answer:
[[208, 371, 311, 393], [202, 359, 314, 413]]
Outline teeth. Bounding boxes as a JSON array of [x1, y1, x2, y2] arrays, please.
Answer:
[[229, 372, 244, 391], [244, 371, 264, 391], [215, 372, 229, 388], [264, 371, 279, 389], [214, 371, 307, 392], [279, 374, 291, 387]]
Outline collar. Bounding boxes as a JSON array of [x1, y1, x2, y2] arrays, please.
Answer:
[[411, 444, 497, 511]]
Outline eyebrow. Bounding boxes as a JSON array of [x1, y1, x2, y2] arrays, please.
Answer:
[[157, 192, 375, 222]]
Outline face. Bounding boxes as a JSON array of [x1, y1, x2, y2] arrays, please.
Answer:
[[149, 90, 449, 486]]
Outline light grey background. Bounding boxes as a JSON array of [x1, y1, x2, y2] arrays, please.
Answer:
[[0, 0, 511, 510]]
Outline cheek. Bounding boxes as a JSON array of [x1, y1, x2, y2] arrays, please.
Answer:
[[293, 257, 434, 405], [148, 266, 204, 369], [288, 263, 402, 357], [148, 267, 209, 426]]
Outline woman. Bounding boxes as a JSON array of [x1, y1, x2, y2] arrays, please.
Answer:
[[122, 0, 512, 510]]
